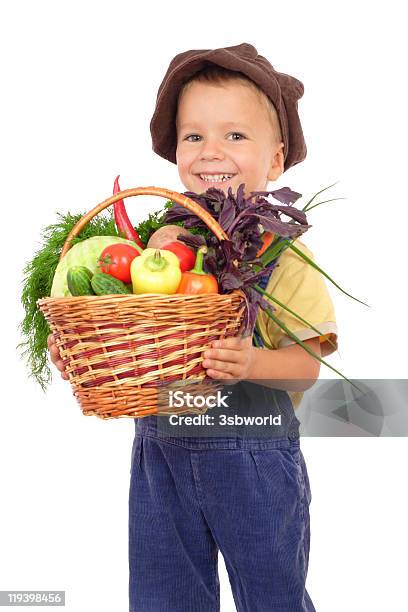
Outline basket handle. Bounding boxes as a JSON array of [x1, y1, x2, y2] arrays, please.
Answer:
[[60, 186, 229, 260]]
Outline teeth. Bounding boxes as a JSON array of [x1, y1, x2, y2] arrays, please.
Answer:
[[200, 174, 234, 182]]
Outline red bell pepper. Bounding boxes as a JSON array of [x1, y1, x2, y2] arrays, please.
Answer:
[[113, 175, 144, 249]]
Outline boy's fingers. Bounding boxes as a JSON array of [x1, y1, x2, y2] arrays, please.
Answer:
[[203, 349, 242, 364], [49, 344, 60, 363], [48, 343, 66, 374], [213, 337, 242, 349], [206, 369, 232, 381], [205, 360, 237, 375], [47, 334, 55, 348], [48, 341, 58, 355], [47, 334, 61, 363], [46, 333, 69, 380], [212, 336, 252, 351], [56, 358, 65, 370]]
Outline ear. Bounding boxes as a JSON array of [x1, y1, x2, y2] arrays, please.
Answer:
[[267, 142, 285, 181]]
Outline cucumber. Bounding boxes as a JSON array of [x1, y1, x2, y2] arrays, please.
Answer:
[[91, 272, 131, 295], [67, 266, 94, 296]]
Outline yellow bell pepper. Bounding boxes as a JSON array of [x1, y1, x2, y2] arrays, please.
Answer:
[[131, 248, 181, 294]]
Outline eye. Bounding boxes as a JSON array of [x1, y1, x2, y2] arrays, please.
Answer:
[[184, 134, 201, 142], [228, 132, 246, 141]]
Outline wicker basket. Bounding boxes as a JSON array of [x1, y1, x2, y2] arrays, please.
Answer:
[[38, 186, 247, 419]]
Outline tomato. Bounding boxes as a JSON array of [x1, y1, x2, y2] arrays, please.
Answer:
[[162, 241, 196, 272], [98, 243, 141, 283]]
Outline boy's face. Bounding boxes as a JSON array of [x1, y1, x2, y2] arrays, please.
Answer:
[[175, 81, 284, 197]]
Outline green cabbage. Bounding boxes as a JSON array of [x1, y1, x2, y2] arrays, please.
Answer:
[[51, 236, 136, 297]]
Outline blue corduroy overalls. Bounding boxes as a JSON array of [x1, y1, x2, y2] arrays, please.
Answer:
[[128, 262, 315, 611], [128, 380, 315, 612]]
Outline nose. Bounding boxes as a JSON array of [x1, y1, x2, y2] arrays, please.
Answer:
[[199, 137, 225, 160]]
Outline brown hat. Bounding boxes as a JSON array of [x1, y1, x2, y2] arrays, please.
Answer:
[[150, 42, 307, 172]]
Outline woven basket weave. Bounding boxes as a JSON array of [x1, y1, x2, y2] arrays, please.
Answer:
[[38, 187, 247, 419]]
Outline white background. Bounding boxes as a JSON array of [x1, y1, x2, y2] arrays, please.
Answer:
[[2, 1, 407, 610]]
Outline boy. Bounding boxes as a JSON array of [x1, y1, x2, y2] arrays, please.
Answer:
[[49, 43, 338, 611]]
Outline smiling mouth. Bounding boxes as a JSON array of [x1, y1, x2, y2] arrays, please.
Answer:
[[196, 174, 237, 185]]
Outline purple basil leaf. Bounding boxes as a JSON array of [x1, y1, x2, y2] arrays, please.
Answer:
[[230, 211, 309, 238], [181, 193, 213, 213], [249, 186, 302, 205], [232, 183, 248, 212], [239, 289, 260, 336], [245, 201, 309, 225], [219, 271, 243, 291], [164, 205, 198, 224], [219, 196, 237, 232], [220, 239, 242, 262], [241, 288, 278, 336], [203, 253, 218, 276], [256, 214, 310, 237], [177, 234, 207, 248], [183, 217, 208, 229], [240, 264, 279, 288]]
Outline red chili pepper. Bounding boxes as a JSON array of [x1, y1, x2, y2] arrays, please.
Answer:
[[113, 175, 144, 249]]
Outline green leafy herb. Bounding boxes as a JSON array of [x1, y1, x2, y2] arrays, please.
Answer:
[[19, 210, 118, 390]]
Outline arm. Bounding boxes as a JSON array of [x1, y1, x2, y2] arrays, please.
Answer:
[[203, 336, 322, 393], [248, 337, 322, 392]]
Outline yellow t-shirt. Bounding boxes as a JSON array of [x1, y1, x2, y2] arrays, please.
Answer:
[[256, 238, 338, 409]]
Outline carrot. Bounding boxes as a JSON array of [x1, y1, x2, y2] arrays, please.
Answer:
[[256, 232, 274, 257]]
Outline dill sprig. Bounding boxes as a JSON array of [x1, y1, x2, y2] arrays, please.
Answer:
[[18, 210, 118, 390]]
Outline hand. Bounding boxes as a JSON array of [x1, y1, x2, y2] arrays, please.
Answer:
[[47, 334, 69, 381], [202, 336, 255, 384]]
